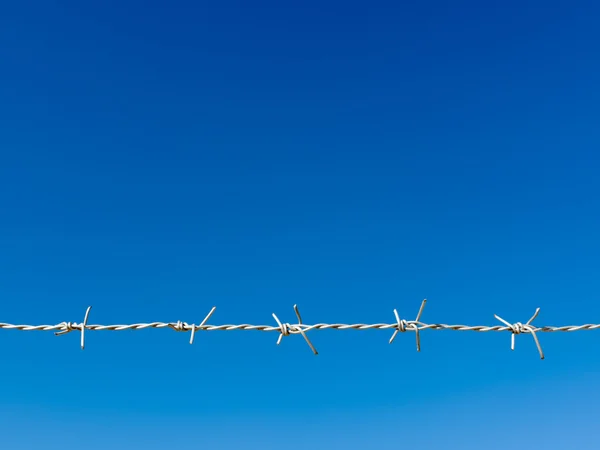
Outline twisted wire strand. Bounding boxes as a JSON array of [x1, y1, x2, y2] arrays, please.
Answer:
[[2, 322, 599, 333], [1, 300, 598, 359]]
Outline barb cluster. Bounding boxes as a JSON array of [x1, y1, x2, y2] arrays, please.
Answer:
[[2, 300, 599, 359]]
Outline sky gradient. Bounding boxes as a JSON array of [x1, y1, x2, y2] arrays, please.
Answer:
[[1, 1, 599, 448]]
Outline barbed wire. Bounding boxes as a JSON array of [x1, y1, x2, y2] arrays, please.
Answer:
[[1, 300, 599, 359]]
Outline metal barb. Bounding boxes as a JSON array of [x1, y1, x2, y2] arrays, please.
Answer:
[[389, 299, 426, 352], [494, 308, 544, 359], [80, 306, 91, 350], [272, 305, 318, 355], [190, 306, 217, 345], [54, 306, 92, 350], [6, 302, 598, 361]]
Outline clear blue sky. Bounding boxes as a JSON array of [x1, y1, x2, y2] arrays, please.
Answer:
[[1, 1, 599, 448]]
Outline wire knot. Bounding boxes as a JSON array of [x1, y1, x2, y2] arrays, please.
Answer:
[[170, 321, 188, 332], [389, 299, 427, 352], [54, 306, 92, 350], [507, 322, 530, 335], [494, 308, 544, 360], [272, 305, 318, 355], [279, 322, 291, 337], [60, 321, 77, 333], [396, 318, 409, 333]]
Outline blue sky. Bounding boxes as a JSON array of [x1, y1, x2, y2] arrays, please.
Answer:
[[1, 1, 599, 448]]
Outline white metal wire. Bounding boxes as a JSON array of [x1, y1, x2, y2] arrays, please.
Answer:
[[1, 300, 599, 359]]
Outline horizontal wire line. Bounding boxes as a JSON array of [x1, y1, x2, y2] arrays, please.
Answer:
[[1, 323, 600, 332], [1, 301, 598, 358]]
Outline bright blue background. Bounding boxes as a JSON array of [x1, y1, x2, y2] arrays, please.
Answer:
[[1, 1, 599, 448]]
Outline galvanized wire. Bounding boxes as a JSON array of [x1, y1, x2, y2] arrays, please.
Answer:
[[1, 300, 599, 359]]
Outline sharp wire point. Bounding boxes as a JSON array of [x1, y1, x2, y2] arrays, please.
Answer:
[[293, 304, 303, 324], [190, 306, 216, 345], [389, 309, 402, 344], [272, 313, 285, 346], [414, 300, 426, 352], [416, 299, 427, 322], [527, 308, 541, 325], [81, 306, 92, 350]]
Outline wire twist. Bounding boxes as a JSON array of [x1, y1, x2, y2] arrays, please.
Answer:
[[2, 303, 599, 359]]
